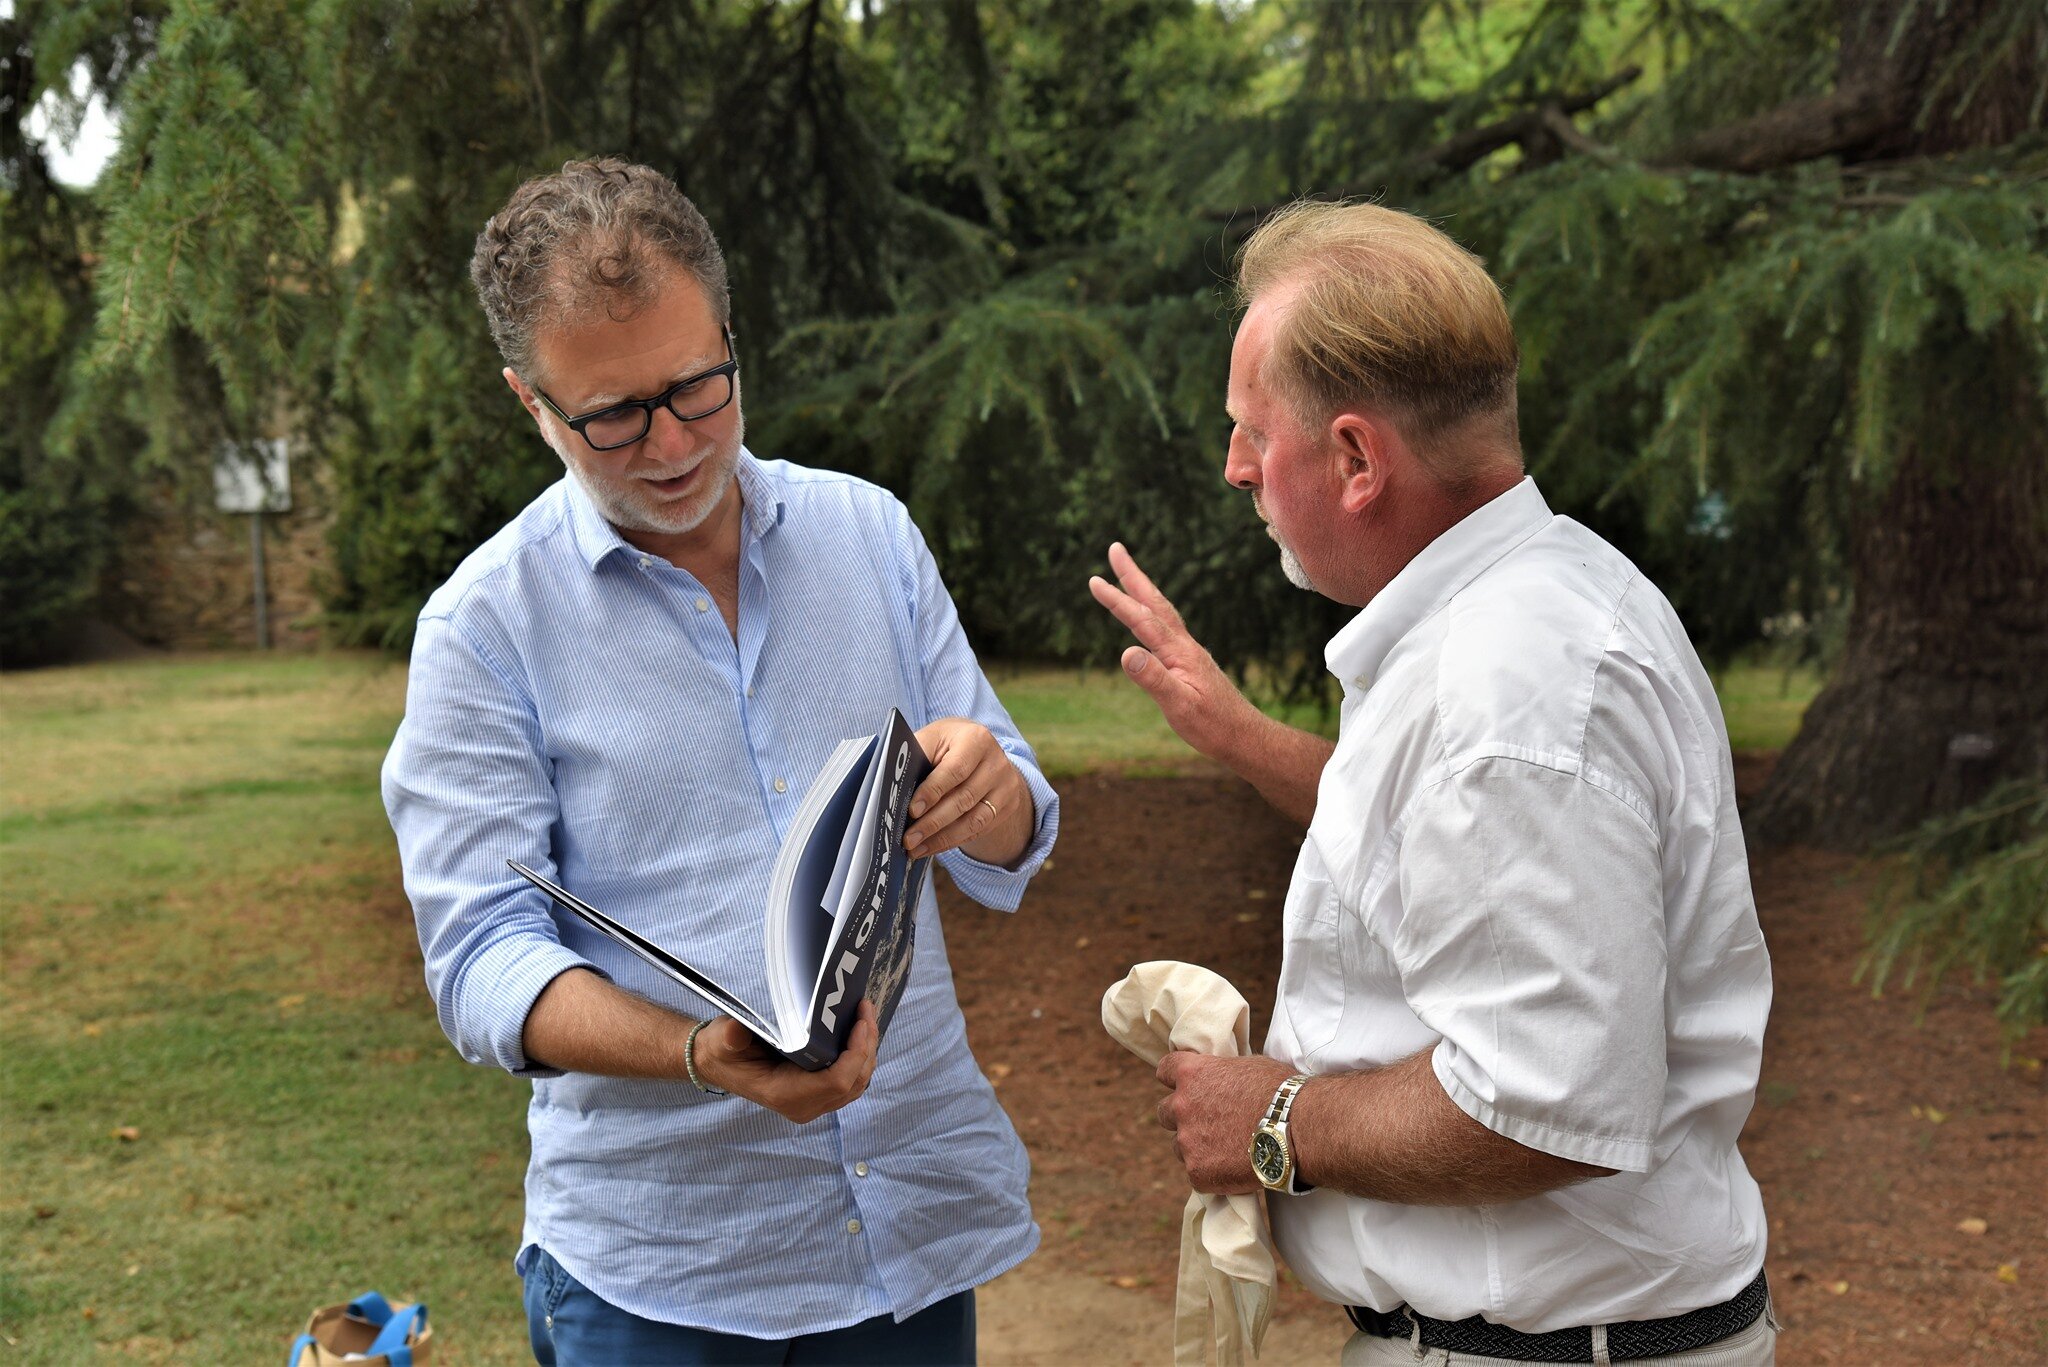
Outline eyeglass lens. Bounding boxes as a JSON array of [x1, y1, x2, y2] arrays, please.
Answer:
[[583, 371, 734, 450]]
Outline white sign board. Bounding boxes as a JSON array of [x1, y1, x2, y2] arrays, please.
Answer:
[[214, 437, 292, 514]]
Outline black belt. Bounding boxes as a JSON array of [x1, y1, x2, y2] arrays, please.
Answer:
[[1346, 1270, 1768, 1363]]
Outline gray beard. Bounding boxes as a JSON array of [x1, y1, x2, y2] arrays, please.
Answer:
[[1277, 541, 1316, 591]]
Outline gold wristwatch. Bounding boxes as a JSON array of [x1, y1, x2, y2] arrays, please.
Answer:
[[1249, 1073, 1314, 1194]]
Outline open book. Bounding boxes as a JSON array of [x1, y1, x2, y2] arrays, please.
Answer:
[[509, 709, 933, 1071]]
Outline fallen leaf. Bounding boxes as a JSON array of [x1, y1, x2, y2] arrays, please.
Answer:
[[1041, 860, 1054, 873], [125, 1265, 139, 1277], [986, 1063, 1013, 1082], [111, 1126, 139, 1142], [82, 1023, 103, 1037], [1110, 1276, 1141, 1289], [1957, 1218, 1988, 1236], [33, 1207, 55, 1220], [1245, 889, 1267, 900], [81, 1308, 95, 1320], [1925, 1106, 1948, 1124], [1234, 912, 1258, 923], [277, 993, 307, 1011], [1996, 1264, 2019, 1285], [1074, 936, 1090, 949], [1828, 1281, 1849, 1295]]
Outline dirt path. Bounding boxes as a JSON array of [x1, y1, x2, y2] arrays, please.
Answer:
[[954, 769, 2047, 1365]]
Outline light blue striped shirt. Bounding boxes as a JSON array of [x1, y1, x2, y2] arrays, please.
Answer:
[[381, 452, 1059, 1336]]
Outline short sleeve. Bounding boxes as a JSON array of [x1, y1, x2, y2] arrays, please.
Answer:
[[1394, 756, 1667, 1172]]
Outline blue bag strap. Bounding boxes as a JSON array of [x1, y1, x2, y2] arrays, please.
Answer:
[[363, 1301, 427, 1366], [346, 1292, 396, 1328], [288, 1332, 318, 1366]]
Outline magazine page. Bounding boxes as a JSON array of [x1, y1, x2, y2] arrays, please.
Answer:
[[506, 860, 778, 1044], [764, 736, 878, 1042]]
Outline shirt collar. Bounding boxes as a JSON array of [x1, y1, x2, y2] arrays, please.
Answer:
[[1325, 476, 1552, 689], [563, 447, 786, 573]]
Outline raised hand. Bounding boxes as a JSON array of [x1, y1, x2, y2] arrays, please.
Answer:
[[1087, 542, 1258, 764]]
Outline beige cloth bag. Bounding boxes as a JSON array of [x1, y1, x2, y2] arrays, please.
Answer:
[[1101, 961, 1278, 1366]]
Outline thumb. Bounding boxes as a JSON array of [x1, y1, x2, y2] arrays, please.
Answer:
[[1122, 645, 1156, 681]]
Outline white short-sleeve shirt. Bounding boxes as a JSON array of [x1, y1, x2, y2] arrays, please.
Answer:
[[1266, 477, 1771, 1332]]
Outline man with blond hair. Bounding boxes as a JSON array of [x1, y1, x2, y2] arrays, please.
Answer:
[[1092, 201, 1776, 1363], [384, 158, 1058, 1363]]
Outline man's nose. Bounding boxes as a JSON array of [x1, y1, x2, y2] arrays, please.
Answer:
[[1223, 432, 1259, 490], [642, 403, 699, 461]]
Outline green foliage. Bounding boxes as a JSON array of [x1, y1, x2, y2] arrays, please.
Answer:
[[1862, 781, 2048, 1045], [9, 0, 2047, 699]]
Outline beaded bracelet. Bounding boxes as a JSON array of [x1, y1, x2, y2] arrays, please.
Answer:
[[684, 1017, 728, 1095]]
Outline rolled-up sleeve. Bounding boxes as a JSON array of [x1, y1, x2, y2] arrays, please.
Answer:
[[381, 612, 602, 1076], [1393, 755, 1666, 1173], [895, 508, 1060, 910]]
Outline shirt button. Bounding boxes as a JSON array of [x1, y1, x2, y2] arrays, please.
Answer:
[[854, 1162, 869, 1178], [695, 596, 710, 613], [745, 686, 754, 698], [846, 1218, 862, 1235], [638, 555, 651, 569], [773, 777, 787, 794]]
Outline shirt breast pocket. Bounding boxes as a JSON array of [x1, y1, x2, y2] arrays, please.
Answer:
[[1277, 863, 1346, 1059]]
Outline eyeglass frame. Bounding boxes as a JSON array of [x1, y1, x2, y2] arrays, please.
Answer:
[[530, 326, 740, 452]]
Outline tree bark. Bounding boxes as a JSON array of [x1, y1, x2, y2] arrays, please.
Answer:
[[1748, 392, 2048, 846], [1744, 0, 2048, 847]]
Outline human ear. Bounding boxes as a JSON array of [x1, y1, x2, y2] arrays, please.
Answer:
[[1329, 412, 1387, 515], [504, 366, 546, 427]]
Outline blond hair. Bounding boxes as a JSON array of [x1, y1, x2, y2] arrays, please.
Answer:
[[1237, 200, 1521, 486]]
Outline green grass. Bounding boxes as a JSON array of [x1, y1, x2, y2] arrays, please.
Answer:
[[1, 653, 533, 1364], [0, 650, 1816, 1361], [1713, 662, 1823, 753]]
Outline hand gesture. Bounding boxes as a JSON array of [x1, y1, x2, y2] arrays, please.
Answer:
[[1088, 543, 1257, 763], [904, 718, 1033, 867], [695, 1000, 881, 1125]]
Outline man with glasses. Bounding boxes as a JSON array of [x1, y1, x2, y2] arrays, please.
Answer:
[[382, 157, 1058, 1364]]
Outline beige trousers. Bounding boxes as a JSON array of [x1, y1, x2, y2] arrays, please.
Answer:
[[1340, 1309, 1776, 1367]]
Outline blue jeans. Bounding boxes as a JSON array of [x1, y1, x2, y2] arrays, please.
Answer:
[[521, 1246, 976, 1365]]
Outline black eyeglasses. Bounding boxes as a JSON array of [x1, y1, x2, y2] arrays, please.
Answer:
[[533, 327, 739, 452]]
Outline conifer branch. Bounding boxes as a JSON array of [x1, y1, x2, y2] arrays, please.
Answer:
[[1209, 66, 1644, 224]]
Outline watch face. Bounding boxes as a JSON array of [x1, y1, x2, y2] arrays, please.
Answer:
[[1251, 1130, 1286, 1184]]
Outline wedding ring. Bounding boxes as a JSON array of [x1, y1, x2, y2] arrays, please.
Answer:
[[978, 797, 998, 822]]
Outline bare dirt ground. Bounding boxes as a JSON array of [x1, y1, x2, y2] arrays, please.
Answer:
[[955, 764, 2048, 1365]]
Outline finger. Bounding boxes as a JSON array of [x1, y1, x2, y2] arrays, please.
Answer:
[[1156, 1094, 1177, 1132], [826, 1013, 880, 1089], [905, 780, 1000, 858], [908, 751, 1009, 855], [908, 724, 982, 822], [1120, 646, 1199, 714], [1156, 1050, 1189, 1088], [1088, 574, 1187, 658], [1108, 543, 1185, 628]]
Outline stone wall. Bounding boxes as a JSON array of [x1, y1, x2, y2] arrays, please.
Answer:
[[102, 485, 332, 651]]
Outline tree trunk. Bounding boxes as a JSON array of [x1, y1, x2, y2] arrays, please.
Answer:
[[1748, 405, 2048, 846], [1745, 0, 2048, 847]]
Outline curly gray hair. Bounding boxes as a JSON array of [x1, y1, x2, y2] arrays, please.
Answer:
[[470, 157, 730, 381]]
